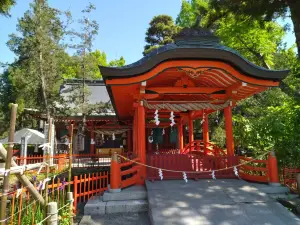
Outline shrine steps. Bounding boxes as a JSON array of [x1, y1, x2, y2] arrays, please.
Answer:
[[83, 186, 148, 216]]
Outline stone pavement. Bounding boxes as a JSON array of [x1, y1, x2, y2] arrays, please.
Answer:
[[146, 179, 300, 225]]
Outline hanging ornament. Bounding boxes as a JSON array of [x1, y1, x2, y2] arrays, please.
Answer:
[[162, 128, 165, 135], [154, 110, 160, 126], [183, 172, 188, 183], [112, 133, 116, 140], [211, 170, 216, 180], [201, 113, 205, 124], [16, 188, 22, 198], [158, 169, 163, 180], [148, 136, 154, 143], [169, 111, 176, 127], [215, 110, 219, 124], [233, 166, 239, 178]]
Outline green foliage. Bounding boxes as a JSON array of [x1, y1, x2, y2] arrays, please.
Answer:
[[144, 15, 180, 55], [0, 0, 15, 16], [6, 0, 67, 119], [209, 0, 300, 55]]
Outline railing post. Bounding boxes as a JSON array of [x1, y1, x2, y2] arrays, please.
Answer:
[[110, 152, 121, 192], [73, 176, 78, 214], [268, 151, 280, 186], [46, 202, 58, 225], [67, 192, 74, 224]]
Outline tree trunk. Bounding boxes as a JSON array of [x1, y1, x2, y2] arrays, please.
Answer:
[[287, 0, 300, 56]]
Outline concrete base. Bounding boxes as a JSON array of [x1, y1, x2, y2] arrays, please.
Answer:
[[103, 186, 147, 202], [84, 196, 106, 216], [251, 183, 289, 194], [79, 215, 98, 225], [108, 188, 122, 193], [106, 200, 148, 214], [269, 182, 282, 187], [84, 185, 148, 216]]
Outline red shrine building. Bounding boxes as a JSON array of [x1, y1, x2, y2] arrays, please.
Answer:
[[38, 27, 288, 187]]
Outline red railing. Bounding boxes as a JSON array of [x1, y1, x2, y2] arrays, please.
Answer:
[[73, 171, 108, 212], [14, 153, 134, 169], [7, 172, 108, 224], [110, 154, 143, 190], [238, 156, 269, 183], [283, 168, 300, 193], [147, 154, 238, 180], [148, 149, 180, 155], [183, 140, 227, 156]]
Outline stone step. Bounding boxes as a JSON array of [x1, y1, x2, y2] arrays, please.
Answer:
[[84, 196, 148, 215], [103, 186, 147, 202]]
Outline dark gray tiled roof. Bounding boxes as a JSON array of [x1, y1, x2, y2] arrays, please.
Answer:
[[60, 79, 111, 104]]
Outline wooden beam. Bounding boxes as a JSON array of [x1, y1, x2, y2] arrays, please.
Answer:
[[146, 87, 224, 94]]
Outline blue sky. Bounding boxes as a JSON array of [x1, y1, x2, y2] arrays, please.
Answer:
[[0, 0, 296, 67]]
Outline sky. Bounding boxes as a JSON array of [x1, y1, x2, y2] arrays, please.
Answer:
[[0, 0, 296, 67]]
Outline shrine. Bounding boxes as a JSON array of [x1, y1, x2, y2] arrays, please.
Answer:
[[99, 28, 289, 188]]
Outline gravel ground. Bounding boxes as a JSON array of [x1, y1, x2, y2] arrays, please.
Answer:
[[80, 212, 151, 225]]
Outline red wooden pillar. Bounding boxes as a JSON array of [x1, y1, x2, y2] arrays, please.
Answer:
[[268, 151, 280, 184], [178, 119, 183, 153], [188, 113, 194, 152], [203, 112, 209, 155], [224, 106, 234, 156], [127, 129, 132, 152], [137, 101, 146, 184], [133, 108, 137, 155], [90, 123, 95, 154]]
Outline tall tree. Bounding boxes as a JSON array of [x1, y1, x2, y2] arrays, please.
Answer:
[[7, 0, 67, 119], [176, 0, 286, 68], [0, 0, 15, 16], [210, 0, 300, 56], [144, 15, 179, 55]]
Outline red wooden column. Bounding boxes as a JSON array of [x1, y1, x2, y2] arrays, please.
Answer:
[[178, 119, 184, 153], [137, 101, 146, 184], [127, 129, 132, 152], [90, 123, 95, 154], [133, 107, 137, 155], [224, 106, 234, 156], [188, 113, 194, 152], [203, 112, 209, 155]]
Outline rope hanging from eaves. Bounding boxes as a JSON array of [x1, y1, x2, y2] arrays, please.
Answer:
[[143, 100, 230, 112]]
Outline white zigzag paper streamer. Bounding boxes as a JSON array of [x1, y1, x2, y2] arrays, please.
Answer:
[[211, 170, 216, 180], [170, 111, 176, 127], [183, 172, 188, 183], [154, 110, 160, 126], [158, 169, 163, 180], [233, 166, 239, 178], [16, 188, 22, 198]]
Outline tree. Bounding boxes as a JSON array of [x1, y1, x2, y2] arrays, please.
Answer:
[[209, 0, 300, 56], [0, 0, 16, 16], [144, 15, 179, 55], [176, 0, 285, 68], [6, 0, 67, 120]]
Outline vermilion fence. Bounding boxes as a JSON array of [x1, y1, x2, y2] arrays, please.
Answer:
[[7, 172, 108, 225], [238, 156, 269, 183], [283, 168, 300, 193], [147, 154, 239, 180], [15, 153, 134, 168]]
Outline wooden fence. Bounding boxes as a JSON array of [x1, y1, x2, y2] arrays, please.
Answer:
[[6, 171, 108, 225]]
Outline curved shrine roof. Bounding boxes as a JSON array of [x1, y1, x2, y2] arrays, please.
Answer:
[[100, 28, 289, 81]]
